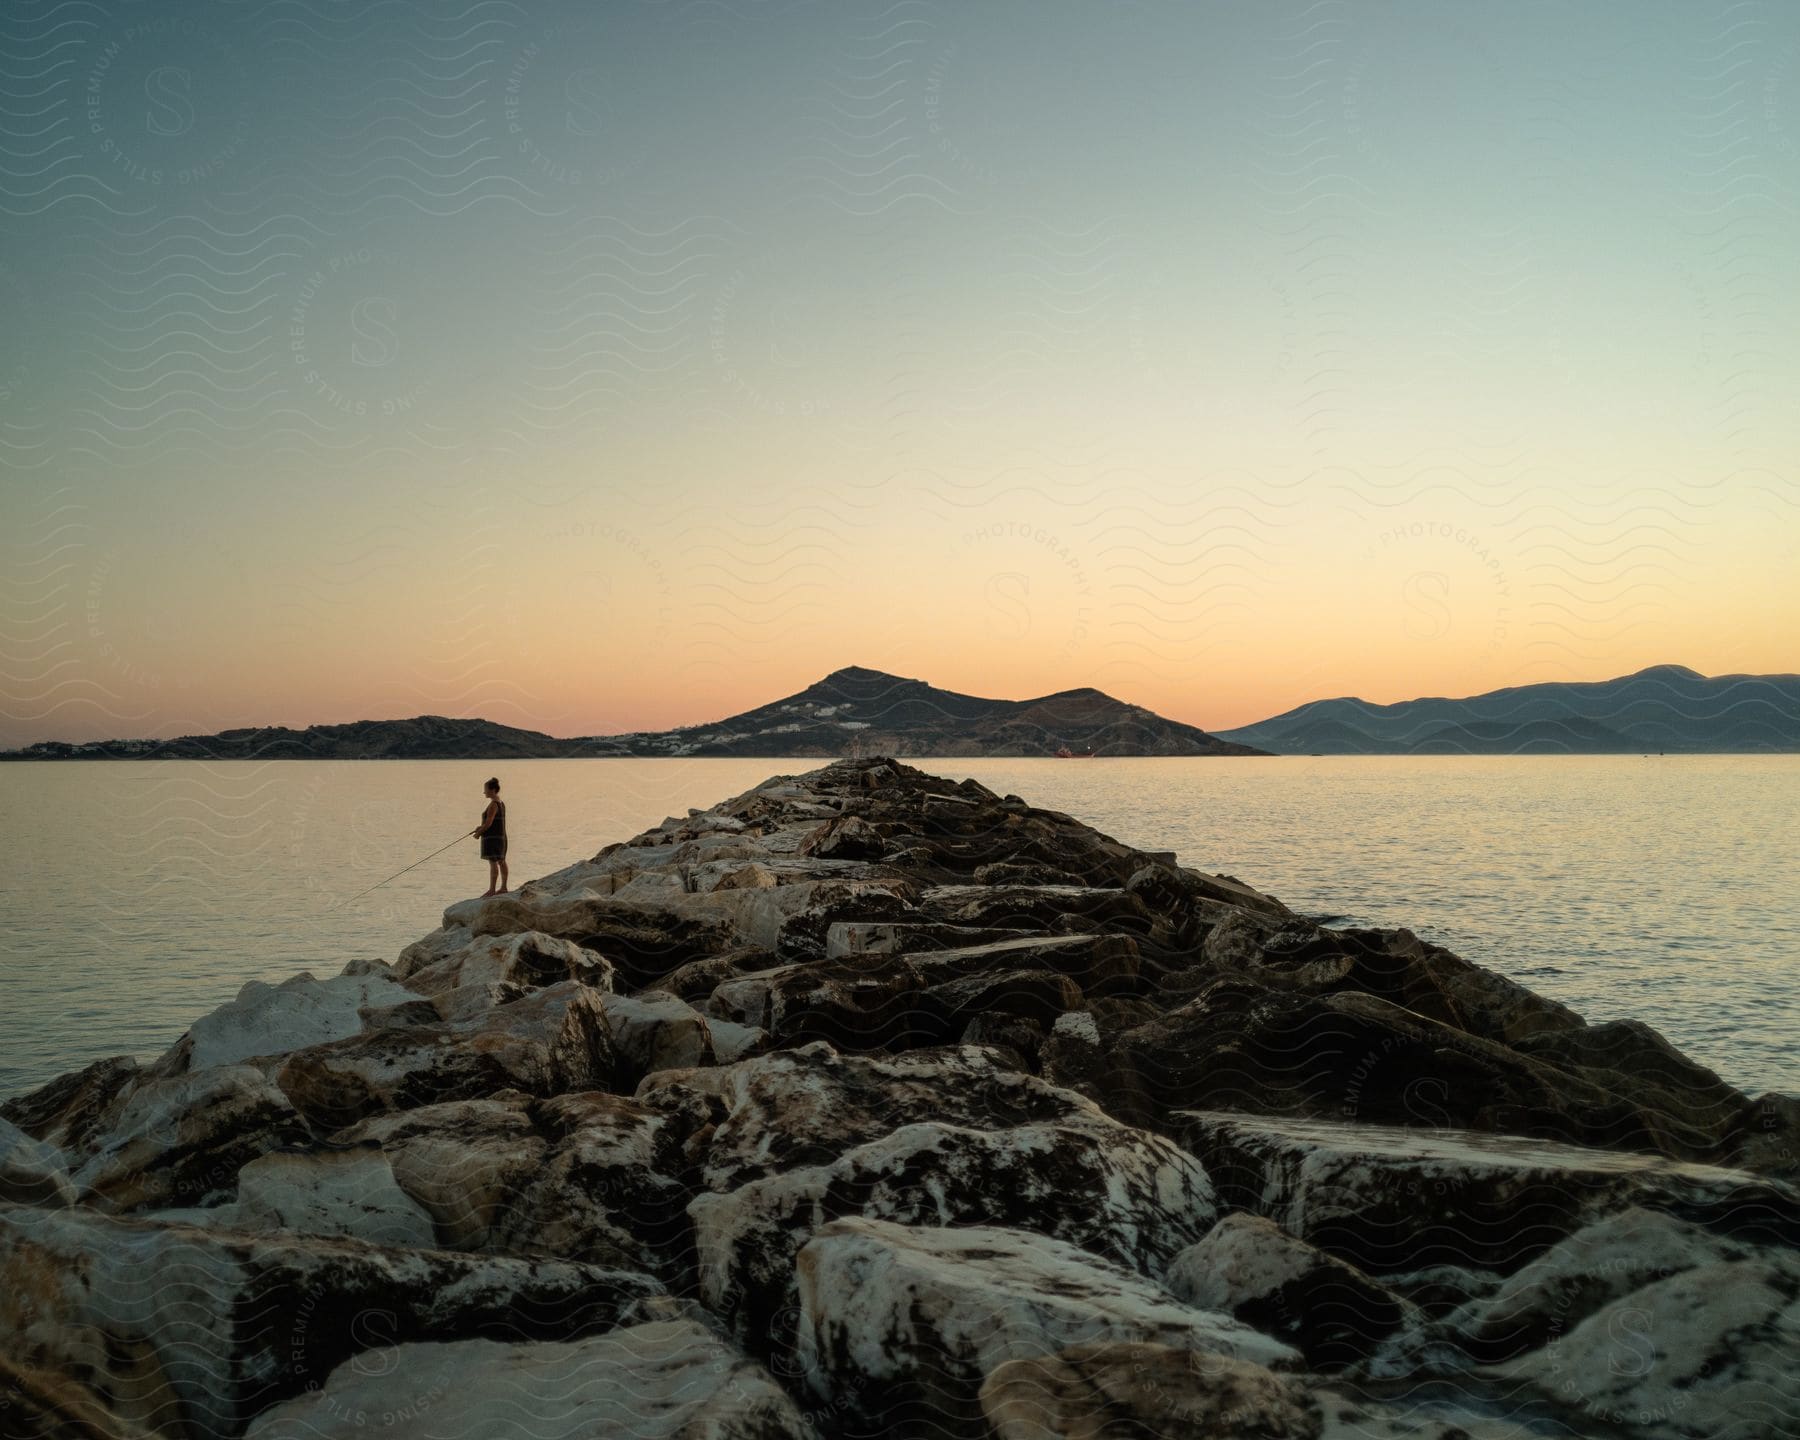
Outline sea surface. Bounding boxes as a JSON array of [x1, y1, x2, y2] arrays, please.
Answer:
[[2, 756, 1795, 1101]]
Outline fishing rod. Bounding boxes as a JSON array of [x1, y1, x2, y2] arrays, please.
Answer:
[[330, 828, 476, 910]]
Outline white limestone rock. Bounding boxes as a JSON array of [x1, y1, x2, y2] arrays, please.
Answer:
[[235, 1143, 438, 1247], [399, 930, 616, 1020], [1440, 1205, 1763, 1363], [795, 1217, 1299, 1419], [274, 981, 616, 1130], [1493, 1256, 1800, 1440], [151, 969, 418, 1074], [70, 1064, 305, 1213], [697, 1042, 1103, 1193], [338, 1095, 546, 1251], [691, 1114, 1217, 1344], [393, 922, 473, 979], [706, 1016, 769, 1064], [339, 1089, 693, 1276]]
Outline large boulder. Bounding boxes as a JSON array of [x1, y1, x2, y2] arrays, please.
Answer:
[[690, 1112, 1217, 1347], [274, 981, 616, 1130], [681, 1043, 1101, 1192], [1493, 1256, 1800, 1440], [333, 1094, 545, 1250], [1174, 1110, 1800, 1274], [980, 1342, 1320, 1440], [149, 970, 418, 1075], [1109, 976, 1750, 1163], [1440, 1206, 1764, 1364], [338, 1089, 694, 1277], [244, 1320, 819, 1440], [0, 1056, 141, 1153], [396, 930, 616, 1021], [1164, 1213, 1417, 1368], [0, 1203, 663, 1439], [708, 955, 935, 1050], [69, 1065, 306, 1213], [794, 1217, 1298, 1425], [233, 1143, 438, 1247], [595, 989, 714, 1085]]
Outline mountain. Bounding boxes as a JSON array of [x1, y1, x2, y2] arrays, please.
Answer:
[[3, 667, 1267, 760], [591, 666, 1263, 758], [1217, 665, 1800, 754]]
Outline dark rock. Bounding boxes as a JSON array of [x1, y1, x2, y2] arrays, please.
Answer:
[[709, 954, 935, 1050], [1736, 1091, 1800, 1179], [798, 813, 887, 860], [958, 1012, 1046, 1070], [1164, 1213, 1417, 1369], [653, 947, 776, 1002], [920, 968, 1083, 1031], [1173, 1109, 1800, 1274], [0, 1203, 663, 1438], [1105, 976, 1737, 1161], [0, 1353, 157, 1439], [1, 1057, 140, 1154]]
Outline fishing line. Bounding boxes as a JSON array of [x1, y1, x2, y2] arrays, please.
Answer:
[[330, 828, 475, 911]]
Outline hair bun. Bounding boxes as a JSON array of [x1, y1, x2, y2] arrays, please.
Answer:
[[486, 776, 500, 789]]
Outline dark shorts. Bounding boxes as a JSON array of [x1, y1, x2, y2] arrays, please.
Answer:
[[480, 834, 508, 860]]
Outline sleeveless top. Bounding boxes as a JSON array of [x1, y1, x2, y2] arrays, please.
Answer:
[[485, 799, 506, 837]]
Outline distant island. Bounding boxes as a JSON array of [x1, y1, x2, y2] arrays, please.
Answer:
[[1, 666, 1266, 761], [10, 663, 1795, 761], [1216, 664, 1800, 754]]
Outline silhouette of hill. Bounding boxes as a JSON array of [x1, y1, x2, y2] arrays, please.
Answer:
[[1218, 665, 1800, 753], [4, 667, 1266, 760]]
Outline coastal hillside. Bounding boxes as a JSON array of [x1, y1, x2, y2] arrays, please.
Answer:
[[597, 665, 1265, 758], [2, 757, 1794, 1438], [1218, 664, 1800, 753], [4, 667, 1266, 760]]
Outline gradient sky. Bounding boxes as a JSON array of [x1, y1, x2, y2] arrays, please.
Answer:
[[2, 0, 1796, 746]]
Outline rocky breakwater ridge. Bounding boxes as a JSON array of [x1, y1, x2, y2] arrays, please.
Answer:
[[2, 758, 1798, 1440]]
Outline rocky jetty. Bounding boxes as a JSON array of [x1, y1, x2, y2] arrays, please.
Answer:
[[2, 757, 1796, 1439]]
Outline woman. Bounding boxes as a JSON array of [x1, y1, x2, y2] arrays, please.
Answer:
[[472, 776, 508, 896]]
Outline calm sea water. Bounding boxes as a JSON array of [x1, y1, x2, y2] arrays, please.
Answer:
[[2, 756, 1795, 1100]]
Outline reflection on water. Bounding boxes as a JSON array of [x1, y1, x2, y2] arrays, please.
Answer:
[[2, 754, 1794, 1099]]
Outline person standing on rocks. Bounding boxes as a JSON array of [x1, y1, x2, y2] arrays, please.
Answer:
[[473, 776, 508, 896]]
